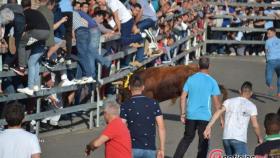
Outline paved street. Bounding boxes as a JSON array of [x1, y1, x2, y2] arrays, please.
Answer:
[[40, 56, 279, 158]]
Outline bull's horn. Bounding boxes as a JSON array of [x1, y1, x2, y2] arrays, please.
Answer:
[[112, 81, 124, 85]]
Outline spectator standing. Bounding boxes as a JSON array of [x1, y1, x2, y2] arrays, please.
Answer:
[[0, 102, 41, 158], [16, 0, 50, 95], [255, 113, 280, 157], [85, 102, 132, 158], [204, 81, 263, 156], [58, 0, 73, 60], [72, 10, 95, 84], [120, 76, 166, 158], [39, 0, 68, 69], [78, 3, 111, 79], [173, 57, 222, 158], [265, 27, 280, 97]]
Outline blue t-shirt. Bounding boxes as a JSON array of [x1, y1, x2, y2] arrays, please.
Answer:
[[59, 0, 73, 12], [120, 95, 162, 150], [265, 36, 280, 61], [183, 72, 220, 121]]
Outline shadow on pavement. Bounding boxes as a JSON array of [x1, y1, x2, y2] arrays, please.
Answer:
[[163, 113, 180, 121], [228, 89, 278, 103]]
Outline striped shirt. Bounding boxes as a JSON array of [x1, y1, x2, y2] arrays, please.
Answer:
[[73, 11, 87, 31]]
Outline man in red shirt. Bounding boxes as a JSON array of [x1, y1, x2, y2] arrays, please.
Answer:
[[85, 102, 132, 158]]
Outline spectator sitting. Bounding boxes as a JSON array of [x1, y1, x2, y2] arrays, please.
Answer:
[[16, 0, 50, 96], [0, 102, 41, 158], [97, 0, 156, 64], [85, 102, 132, 158], [0, 0, 25, 58], [0, 8, 14, 95], [73, 1, 81, 11], [127, 0, 157, 31], [255, 113, 280, 157]]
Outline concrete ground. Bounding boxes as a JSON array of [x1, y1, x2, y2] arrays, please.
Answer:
[[40, 56, 279, 158]]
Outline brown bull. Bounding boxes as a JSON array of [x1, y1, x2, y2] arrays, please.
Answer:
[[116, 64, 228, 103]]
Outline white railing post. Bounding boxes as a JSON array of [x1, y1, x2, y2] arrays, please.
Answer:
[[202, 20, 208, 55]]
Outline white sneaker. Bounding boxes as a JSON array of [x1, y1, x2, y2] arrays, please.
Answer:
[[33, 85, 40, 92], [148, 42, 158, 49], [229, 52, 236, 56], [77, 77, 96, 85], [252, 52, 256, 56], [26, 37, 38, 46], [17, 87, 34, 96], [50, 120, 59, 126], [140, 32, 147, 38], [60, 79, 76, 87], [259, 51, 265, 56]]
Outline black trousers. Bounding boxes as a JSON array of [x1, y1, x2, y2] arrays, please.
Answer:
[[62, 12, 73, 54], [173, 119, 209, 158]]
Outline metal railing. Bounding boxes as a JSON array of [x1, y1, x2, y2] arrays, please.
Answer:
[[204, 1, 280, 53], [0, 7, 205, 136]]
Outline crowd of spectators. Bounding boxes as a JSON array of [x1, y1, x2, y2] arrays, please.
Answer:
[[0, 0, 279, 157], [0, 0, 207, 128], [207, 0, 280, 56]]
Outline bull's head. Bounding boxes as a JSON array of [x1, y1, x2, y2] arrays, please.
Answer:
[[113, 79, 132, 104]]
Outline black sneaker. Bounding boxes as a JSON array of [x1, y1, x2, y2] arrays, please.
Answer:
[[3, 64, 9, 71]]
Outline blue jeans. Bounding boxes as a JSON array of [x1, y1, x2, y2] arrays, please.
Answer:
[[28, 44, 45, 89], [75, 27, 92, 77], [121, 19, 143, 45], [265, 59, 280, 93], [223, 139, 248, 156], [121, 19, 145, 62], [137, 18, 156, 32], [88, 28, 110, 78], [133, 149, 156, 158]]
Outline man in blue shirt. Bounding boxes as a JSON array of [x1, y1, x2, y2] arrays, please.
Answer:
[[174, 57, 222, 158], [265, 27, 280, 97], [120, 75, 166, 158]]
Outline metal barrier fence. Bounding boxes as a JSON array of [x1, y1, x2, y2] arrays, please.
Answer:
[[203, 2, 280, 54], [0, 7, 205, 136]]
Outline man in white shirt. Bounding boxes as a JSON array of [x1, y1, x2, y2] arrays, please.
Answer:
[[97, 0, 155, 63], [0, 103, 41, 158], [204, 81, 263, 156]]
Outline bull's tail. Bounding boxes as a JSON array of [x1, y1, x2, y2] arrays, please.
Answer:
[[219, 84, 228, 102]]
